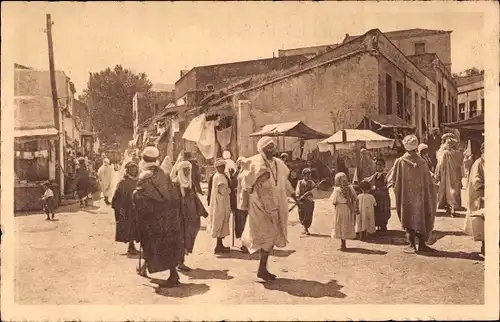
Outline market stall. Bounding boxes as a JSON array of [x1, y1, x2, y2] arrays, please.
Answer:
[[249, 121, 331, 188], [14, 128, 60, 212], [443, 114, 484, 159], [318, 129, 394, 183]]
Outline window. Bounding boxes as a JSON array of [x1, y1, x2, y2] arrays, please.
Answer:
[[431, 103, 436, 127], [405, 88, 412, 124], [396, 81, 403, 118], [481, 98, 485, 112], [414, 93, 419, 126], [426, 100, 431, 127], [385, 74, 393, 114], [414, 42, 426, 55], [459, 103, 466, 120], [469, 100, 478, 118]]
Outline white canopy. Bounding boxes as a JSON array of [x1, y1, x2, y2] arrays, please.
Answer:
[[318, 129, 394, 151]]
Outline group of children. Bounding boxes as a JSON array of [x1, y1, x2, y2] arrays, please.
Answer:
[[296, 158, 391, 251]]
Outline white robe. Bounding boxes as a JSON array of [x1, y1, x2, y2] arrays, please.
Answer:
[[207, 172, 231, 238], [463, 157, 484, 241], [97, 164, 113, 198], [240, 155, 294, 253]]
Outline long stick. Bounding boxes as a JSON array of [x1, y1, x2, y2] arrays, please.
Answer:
[[288, 179, 327, 212]]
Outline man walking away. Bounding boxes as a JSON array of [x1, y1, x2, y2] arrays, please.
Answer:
[[387, 135, 437, 254], [98, 158, 113, 205]]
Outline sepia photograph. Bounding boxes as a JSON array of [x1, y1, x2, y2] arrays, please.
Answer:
[[1, 1, 498, 321]]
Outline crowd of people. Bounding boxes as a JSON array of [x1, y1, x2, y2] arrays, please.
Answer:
[[49, 129, 483, 288]]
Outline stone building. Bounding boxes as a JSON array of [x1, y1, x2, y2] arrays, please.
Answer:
[[455, 73, 484, 121], [132, 90, 175, 139], [197, 29, 439, 159]]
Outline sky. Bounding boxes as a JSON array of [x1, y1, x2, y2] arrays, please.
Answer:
[[3, 2, 488, 96]]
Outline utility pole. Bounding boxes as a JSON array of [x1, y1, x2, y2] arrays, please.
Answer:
[[46, 13, 62, 198]]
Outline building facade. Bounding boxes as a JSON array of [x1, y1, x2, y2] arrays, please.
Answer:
[[132, 90, 175, 139], [455, 74, 484, 121]]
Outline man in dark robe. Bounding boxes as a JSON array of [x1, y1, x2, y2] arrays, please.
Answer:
[[387, 135, 437, 254], [133, 146, 184, 288], [189, 159, 203, 194], [111, 161, 139, 255]]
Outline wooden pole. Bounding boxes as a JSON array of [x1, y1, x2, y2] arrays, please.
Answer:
[[46, 14, 62, 197]]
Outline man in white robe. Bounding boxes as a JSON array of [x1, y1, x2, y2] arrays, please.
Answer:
[[463, 142, 485, 255], [207, 158, 232, 254], [239, 136, 296, 281], [97, 158, 113, 205]]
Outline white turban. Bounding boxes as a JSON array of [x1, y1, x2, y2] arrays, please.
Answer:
[[103, 158, 110, 165], [417, 143, 428, 153], [142, 146, 160, 159], [403, 135, 419, 151], [214, 158, 226, 168], [257, 136, 275, 154]]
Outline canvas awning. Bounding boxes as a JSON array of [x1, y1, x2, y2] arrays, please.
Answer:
[[15, 128, 58, 138], [318, 129, 394, 151], [249, 121, 330, 140], [356, 114, 414, 131], [442, 114, 484, 131]]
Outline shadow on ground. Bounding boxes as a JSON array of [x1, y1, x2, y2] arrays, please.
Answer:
[[430, 230, 467, 243], [301, 233, 330, 238], [343, 247, 387, 255], [150, 279, 210, 298], [260, 278, 346, 298], [180, 268, 234, 280], [216, 249, 296, 260], [364, 230, 408, 246], [418, 249, 484, 261], [435, 210, 466, 218]]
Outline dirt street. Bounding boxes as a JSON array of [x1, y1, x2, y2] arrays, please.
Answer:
[[14, 184, 483, 305]]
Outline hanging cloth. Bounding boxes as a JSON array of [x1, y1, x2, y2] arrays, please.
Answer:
[[197, 120, 216, 159], [216, 125, 232, 150]]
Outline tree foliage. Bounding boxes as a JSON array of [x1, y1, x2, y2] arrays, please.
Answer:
[[452, 67, 484, 79], [79, 65, 152, 146]]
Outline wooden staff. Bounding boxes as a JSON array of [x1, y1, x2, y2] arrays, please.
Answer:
[[288, 178, 327, 212]]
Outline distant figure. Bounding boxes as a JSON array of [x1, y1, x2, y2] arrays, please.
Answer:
[[463, 143, 485, 255], [280, 153, 289, 163], [160, 155, 173, 176], [75, 158, 91, 207], [387, 135, 436, 254], [41, 181, 56, 221], [435, 136, 463, 216], [418, 143, 435, 173], [111, 161, 139, 255], [97, 158, 113, 205], [364, 158, 391, 232], [223, 150, 237, 179], [359, 149, 375, 181], [296, 168, 315, 235], [235, 157, 250, 253], [207, 158, 232, 254], [355, 180, 376, 240], [330, 172, 358, 251]]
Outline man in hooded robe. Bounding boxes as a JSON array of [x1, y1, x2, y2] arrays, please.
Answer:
[[98, 158, 114, 205], [169, 154, 208, 271], [132, 146, 183, 288], [234, 156, 250, 253], [435, 136, 463, 216], [239, 136, 296, 281], [418, 143, 435, 173], [463, 142, 485, 255], [111, 161, 140, 255], [387, 135, 437, 254], [207, 158, 232, 254]]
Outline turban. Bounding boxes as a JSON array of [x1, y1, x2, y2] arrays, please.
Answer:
[[280, 153, 288, 158], [222, 150, 232, 160], [142, 146, 160, 159], [302, 168, 312, 176], [417, 143, 428, 153], [214, 158, 226, 168], [257, 136, 275, 154], [403, 135, 419, 151], [103, 158, 110, 165], [237, 156, 245, 163]]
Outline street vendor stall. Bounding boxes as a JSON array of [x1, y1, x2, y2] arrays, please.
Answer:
[[249, 121, 331, 188], [14, 128, 60, 212], [318, 129, 394, 183]]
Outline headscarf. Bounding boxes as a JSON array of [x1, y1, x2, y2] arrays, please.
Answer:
[[124, 161, 138, 180], [418, 143, 428, 153], [160, 155, 173, 175], [334, 172, 357, 213], [257, 136, 275, 155], [176, 161, 192, 197], [403, 135, 419, 152]]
